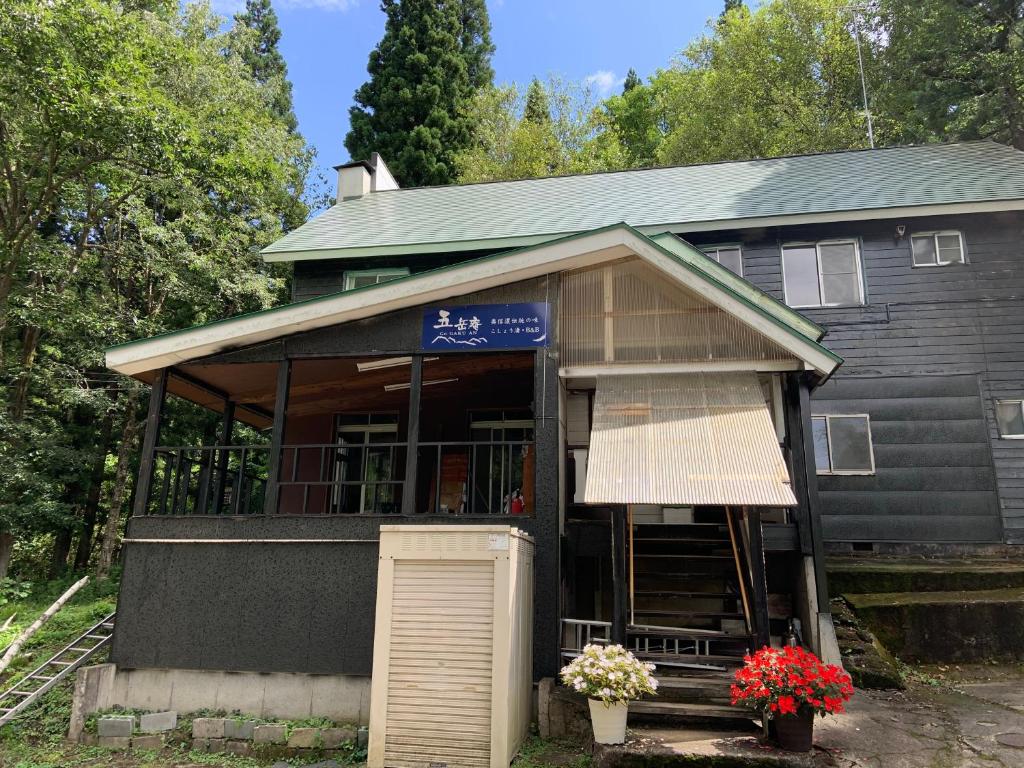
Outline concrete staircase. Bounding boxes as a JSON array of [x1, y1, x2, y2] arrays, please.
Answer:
[[828, 556, 1024, 664]]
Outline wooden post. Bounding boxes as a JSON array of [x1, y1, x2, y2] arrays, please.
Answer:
[[401, 356, 423, 516], [788, 373, 831, 610], [132, 368, 168, 517], [211, 401, 235, 516], [262, 360, 292, 515], [610, 507, 628, 646], [745, 507, 772, 649]]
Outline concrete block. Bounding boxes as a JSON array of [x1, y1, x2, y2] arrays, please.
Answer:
[[321, 726, 357, 748], [287, 727, 321, 748], [260, 674, 313, 720], [192, 717, 227, 739], [97, 715, 134, 737], [122, 668, 173, 712], [206, 738, 227, 753], [191, 738, 210, 753], [225, 740, 251, 756], [69, 663, 117, 742], [253, 723, 287, 744], [537, 678, 554, 739], [213, 671, 267, 717], [357, 726, 369, 749], [139, 710, 177, 733], [130, 734, 164, 751], [98, 736, 131, 749], [224, 719, 258, 740]]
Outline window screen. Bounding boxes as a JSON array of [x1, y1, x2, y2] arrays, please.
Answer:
[[782, 241, 863, 308], [996, 400, 1024, 438], [814, 414, 874, 474], [912, 231, 964, 266]]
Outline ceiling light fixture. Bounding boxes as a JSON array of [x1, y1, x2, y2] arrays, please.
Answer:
[[384, 377, 458, 392], [356, 356, 438, 373]]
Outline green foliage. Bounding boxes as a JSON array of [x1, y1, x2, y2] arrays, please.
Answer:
[[524, 78, 551, 124], [870, 0, 1024, 149], [0, 577, 31, 606], [0, 0, 311, 577], [622, 68, 641, 93], [454, 78, 625, 182], [345, 0, 495, 186]]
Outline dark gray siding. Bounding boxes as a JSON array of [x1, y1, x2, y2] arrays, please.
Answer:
[[685, 212, 1024, 544]]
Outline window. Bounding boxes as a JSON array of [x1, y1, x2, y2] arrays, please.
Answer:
[[996, 400, 1024, 439], [812, 414, 875, 474], [782, 240, 864, 308], [333, 413, 401, 514], [911, 231, 965, 267], [700, 245, 743, 276], [343, 268, 409, 291]]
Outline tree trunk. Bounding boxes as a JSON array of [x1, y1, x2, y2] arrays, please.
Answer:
[[0, 532, 14, 581], [9, 324, 41, 421], [48, 528, 73, 579], [0, 576, 89, 677], [74, 412, 115, 570], [96, 414, 140, 580]]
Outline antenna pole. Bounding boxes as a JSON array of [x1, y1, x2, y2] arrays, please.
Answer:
[[849, 6, 875, 148]]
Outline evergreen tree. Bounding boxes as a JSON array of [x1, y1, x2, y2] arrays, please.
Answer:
[[622, 68, 641, 93], [721, 0, 744, 18], [524, 78, 550, 124], [345, 0, 495, 186], [234, 0, 297, 132]]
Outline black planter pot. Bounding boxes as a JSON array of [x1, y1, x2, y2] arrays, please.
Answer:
[[772, 711, 814, 752]]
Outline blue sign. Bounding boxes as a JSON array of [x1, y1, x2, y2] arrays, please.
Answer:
[[422, 302, 549, 350]]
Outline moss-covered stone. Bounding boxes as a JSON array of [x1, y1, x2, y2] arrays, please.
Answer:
[[846, 587, 1024, 663], [827, 558, 1024, 597], [830, 598, 904, 690]]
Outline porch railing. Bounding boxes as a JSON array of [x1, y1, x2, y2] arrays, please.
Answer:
[[141, 439, 534, 516], [149, 446, 270, 516]]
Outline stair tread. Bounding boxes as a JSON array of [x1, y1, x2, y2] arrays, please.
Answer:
[[629, 700, 747, 718], [633, 610, 745, 619], [634, 591, 736, 598]]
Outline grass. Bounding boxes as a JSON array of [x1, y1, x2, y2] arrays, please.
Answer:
[[511, 735, 591, 768]]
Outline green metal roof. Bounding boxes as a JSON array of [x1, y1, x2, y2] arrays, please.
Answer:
[[264, 142, 1024, 261], [110, 223, 841, 378]]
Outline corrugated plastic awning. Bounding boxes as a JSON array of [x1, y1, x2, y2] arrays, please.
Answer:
[[584, 373, 797, 507]]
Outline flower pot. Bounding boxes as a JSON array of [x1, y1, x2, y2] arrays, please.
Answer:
[[772, 710, 814, 752], [588, 699, 628, 744]]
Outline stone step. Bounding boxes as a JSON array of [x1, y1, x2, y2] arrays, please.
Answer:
[[827, 557, 1024, 596], [628, 700, 750, 721]]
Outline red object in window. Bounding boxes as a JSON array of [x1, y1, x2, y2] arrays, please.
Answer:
[[510, 494, 525, 515]]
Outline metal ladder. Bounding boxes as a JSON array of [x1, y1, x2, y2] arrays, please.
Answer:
[[0, 611, 116, 727]]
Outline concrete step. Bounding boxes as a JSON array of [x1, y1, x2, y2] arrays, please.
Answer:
[[827, 557, 1024, 596], [845, 586, 1024, 663], [629, 700, 750, 721]]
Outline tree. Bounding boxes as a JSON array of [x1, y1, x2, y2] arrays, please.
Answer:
[[601, 74, 663, 167], [653, 0, 878, 166], [454, 78, 625, 182], [345, 0, 495, 186], [721, 0, 745, 19], [622, 69, 642, 93], [871, 0, 1024, 149], [524, 78, 551, 124], [234, 0, 297, 132]]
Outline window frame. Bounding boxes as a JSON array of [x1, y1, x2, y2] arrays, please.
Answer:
[[910, 230, 966, 268], [812, 413, 876, 476], [699, 243, 744, 277], [781, 239, 865, 309], [342, 268, 410, 291], [996, 399, 1024, 439]]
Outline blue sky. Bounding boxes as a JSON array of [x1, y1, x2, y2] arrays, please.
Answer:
[[213, 0, 724, 195]]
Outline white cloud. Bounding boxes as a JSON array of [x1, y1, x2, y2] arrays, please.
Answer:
[[585, 69, 624, 97]]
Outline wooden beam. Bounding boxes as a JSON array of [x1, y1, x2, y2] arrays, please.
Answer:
[[794, 374, 831, 610], [262, 360, 292, 515], [401, 356, 422, 516], [132, 368, 168, 517], [783, 374, 814, 557], [560, 360, 804, 378], [745, 507, 771, 650], [610, 507, 628, 645]]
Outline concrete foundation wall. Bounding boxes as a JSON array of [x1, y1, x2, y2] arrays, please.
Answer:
[[71, 663, 370, 730]]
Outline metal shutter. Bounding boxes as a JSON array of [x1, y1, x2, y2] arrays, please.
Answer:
[[383, 560, 495, 768]]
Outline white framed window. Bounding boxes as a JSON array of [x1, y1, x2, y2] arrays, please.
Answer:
[[343, 268, 409, 291], [996, 400, 1024, 439], [911, 230, 965, 267], [700, 245, 743, 276], [812, 414, 875, 475], [782, 240, 864, 308]]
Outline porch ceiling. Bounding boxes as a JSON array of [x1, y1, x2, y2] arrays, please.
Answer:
[[152, 353, 535, 427]]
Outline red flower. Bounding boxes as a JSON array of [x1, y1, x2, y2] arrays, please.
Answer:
[[728, 645, 853, 719]]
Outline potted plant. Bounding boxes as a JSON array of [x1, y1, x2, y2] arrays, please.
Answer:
[[559, 643, 658, 745], [730, 645, 854, 752]]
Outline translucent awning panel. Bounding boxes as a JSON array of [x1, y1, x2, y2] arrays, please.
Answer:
[[584, 373, 797, 507]]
